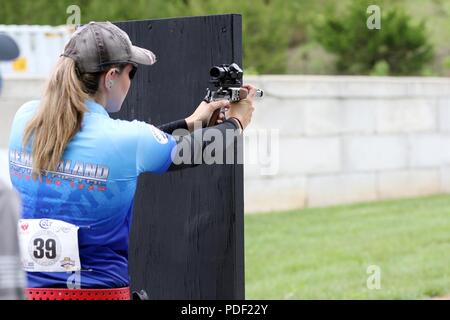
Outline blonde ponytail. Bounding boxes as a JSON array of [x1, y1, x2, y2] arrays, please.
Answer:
[[23, 57, 89, 174]]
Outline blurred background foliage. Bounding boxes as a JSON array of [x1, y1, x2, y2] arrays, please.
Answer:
[[314, 1, 433, 75], [1, 0, 450, 76]]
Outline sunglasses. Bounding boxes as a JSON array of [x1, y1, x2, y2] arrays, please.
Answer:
[[129, 65, 138, 80]]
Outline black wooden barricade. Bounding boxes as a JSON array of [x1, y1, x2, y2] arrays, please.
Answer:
[[113, 14, 244, 299]]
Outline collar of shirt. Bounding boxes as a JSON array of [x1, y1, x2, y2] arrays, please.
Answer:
[[85, 99, 110, 117]]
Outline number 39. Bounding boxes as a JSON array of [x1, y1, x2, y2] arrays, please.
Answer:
[[33, 238, 57, 259]]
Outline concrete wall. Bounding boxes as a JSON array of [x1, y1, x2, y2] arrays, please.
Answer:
[[244, 75, 450, 212], [0, 78, 45, 148], [0, 78, 45, 184], [2, 76, 450, 213]]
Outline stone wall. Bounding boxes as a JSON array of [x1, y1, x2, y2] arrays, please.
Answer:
[[244, 75, 450, 212]]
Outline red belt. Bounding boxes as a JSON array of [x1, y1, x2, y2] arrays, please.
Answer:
[[26, 287, 131, 300]]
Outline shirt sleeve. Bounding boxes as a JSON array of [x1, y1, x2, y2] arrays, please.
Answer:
[[157, 119, 188, 134], [135, 121, 177, 175]]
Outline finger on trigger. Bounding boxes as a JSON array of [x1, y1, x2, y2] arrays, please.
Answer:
[[218, 99, 230, 108], [211, 99, 229, 110]]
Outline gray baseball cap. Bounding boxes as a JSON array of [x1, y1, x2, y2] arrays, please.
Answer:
[[0, 33, 19, 61], [62, 21, 156, 73]]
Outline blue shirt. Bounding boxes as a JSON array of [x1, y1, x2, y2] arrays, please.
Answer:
[[8, 99, 176, 288]]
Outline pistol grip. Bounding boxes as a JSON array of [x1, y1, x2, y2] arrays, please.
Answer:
[[208, 108, 222, 127]]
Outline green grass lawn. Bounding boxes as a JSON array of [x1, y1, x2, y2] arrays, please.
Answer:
[[244, 194, 450, 299]]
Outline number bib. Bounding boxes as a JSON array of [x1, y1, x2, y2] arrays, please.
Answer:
[[18, 219, 81, 272]]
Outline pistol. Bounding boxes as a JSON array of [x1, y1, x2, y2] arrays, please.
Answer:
[[204, 63, 263, 127]]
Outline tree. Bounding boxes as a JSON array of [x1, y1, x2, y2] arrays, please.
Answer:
[[313, 1, 433, 75]]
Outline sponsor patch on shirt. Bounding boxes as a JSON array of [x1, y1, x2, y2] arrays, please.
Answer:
[[150, 125, 168, 144]]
